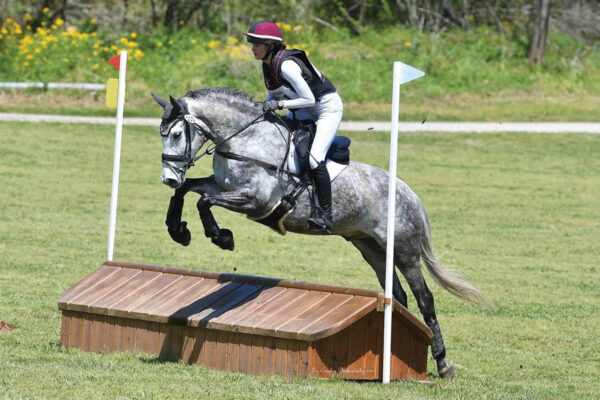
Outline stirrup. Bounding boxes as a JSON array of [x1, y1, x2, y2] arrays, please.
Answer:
[[307, 208, 332, 233]]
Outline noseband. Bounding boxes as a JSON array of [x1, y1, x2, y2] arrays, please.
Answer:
[[161, 116, 202, 169]]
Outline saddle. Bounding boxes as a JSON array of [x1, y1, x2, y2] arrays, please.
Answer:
[[250, 121, 351, 235]]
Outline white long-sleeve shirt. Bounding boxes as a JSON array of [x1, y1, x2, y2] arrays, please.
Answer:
[[266, 59, 325, 110]]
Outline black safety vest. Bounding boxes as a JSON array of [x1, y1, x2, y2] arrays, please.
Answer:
[[262, 49, 336, 100]]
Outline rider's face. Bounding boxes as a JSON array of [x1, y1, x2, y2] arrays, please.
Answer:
[[251, 43, 269, 60]]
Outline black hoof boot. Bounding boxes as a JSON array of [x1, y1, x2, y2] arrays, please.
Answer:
[[211, 228, 234, 251], [167, 221, 191, 246]]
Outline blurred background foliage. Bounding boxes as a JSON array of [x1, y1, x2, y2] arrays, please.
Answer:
[[0, 0, 598, 119]]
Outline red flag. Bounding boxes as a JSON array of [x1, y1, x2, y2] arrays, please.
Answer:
[[108, 54, 120, 70]]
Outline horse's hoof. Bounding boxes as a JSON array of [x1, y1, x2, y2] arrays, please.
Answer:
[[168, 222, 191, 246], [438, 363, 456, 380], [211, 229, 234, 251]]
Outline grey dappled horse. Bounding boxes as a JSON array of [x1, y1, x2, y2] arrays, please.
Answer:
[[153, 87, 486, 379]]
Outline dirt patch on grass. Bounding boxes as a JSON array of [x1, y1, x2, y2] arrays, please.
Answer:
[[0, 321, 16, 331]]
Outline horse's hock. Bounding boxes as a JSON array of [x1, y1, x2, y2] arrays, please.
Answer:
[[58, 261, 432, 380]]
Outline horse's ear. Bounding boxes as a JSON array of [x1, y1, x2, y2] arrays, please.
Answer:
[[169, 95, 180, 113], [151, 92, 168, 108]]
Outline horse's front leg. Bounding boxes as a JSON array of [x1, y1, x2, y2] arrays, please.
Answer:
[[164, 177, 224, 247]]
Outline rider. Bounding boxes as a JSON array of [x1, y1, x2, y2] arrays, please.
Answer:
[[244, 20, 343, 233]]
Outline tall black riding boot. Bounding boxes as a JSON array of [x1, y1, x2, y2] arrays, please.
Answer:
[[307, 161, 332, 233]]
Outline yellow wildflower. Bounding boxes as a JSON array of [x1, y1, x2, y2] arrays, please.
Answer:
[[228, 36, 238, 45], [283, 24, 292, 31], [168, 39, 174, 45], [41, 21, 47, 27], [34, 48, 41, 53], [24, 13, 33, 22], [55, 18, 64, 27], [404, 41, 412, 47], [26, 54, 33, 59], [190, 39, 197, 45], [208, 40, 220, 49], [23, 61, 29, 66], [130, 32, 137, 38], [585, 45, 591, 51], [156, 41, 163, 47], [133, 49, 144, 59], [92, 63, 99, 69], [93, 51, 99, 56], [42, 7, 50, 13], [51, 24, 56, 29], [293, 25, 303, 32], [64, 57, 69, 63], [179, 20, 185, 25], [90, 18, 97, 24]]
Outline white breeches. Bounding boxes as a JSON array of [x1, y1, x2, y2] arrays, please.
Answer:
[[286, 92, 343, 169]]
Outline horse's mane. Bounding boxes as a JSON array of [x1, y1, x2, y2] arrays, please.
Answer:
[[185, 87, 259, 115]]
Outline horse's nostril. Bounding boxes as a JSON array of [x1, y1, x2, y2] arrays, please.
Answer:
[[165, 178, 179, 188]]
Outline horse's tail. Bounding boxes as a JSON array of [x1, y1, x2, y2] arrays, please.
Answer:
[[420, 221, 490, 308]]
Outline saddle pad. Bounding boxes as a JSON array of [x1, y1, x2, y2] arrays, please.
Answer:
[[286, 141, 348, 181]]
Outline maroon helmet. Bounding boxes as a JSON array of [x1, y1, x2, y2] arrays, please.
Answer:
[[243, 21, 283, 44]]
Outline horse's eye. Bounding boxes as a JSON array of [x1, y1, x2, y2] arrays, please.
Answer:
[[172, 130, 182, 138]]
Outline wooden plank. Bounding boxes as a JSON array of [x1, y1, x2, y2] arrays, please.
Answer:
[[189, 283, 264, 326], [411, 338, 429, 379], [102, 317, 115, 353], [260, 291, 331, 333], [65, 269, 141, 312], [125, 322, 136, 351], [330, 326, 349, 376], [151, 278, 227, 320], [311, 336, 333, 378], [60, 312, 72, 348], [208, 286, 287, 328], [80, 314, 93, 352], [238, 333, 252, 374], [391, 317, 408, 380], [68, 312, 82, 349], [262, 336, 276, 375], [134, 319, 149, 354], [147, 322, 160, 354], [363, 311, 379, 380], [113, 273, 182, 312], [203, 329, 217, 368], [226, 331, 240, 372], [299, 296, 376, 341], [128, 276, 203, 320], [168, 325, 184, 362], [113, 318, 126, 352], [158, 323, 170, 359], [344, 314, 368, 379], [90, 315, 104, 352], [250, 335, 264, 375], [58, 266, 121, 307], [285, 340, 300, 378], [273, 338, 288, 377], [214, 330, 228, 371], [105, 261, 383, 299], [298, 341, 309, 377], [181, 326, 195, 364], [230, 288, 308, 331], [190, 327, 206, 365], [168, 281, 244, 323], [87, 270, 161, 313], [276, 293, 350, 335]]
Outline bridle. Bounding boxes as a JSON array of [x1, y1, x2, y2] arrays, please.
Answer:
[[161, 110, 289, 173]]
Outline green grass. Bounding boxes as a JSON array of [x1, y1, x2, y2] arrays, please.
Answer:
[[1, 121, 599, 399]]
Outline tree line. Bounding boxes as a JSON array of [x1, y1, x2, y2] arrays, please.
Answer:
[[2, 0, 599, 65]]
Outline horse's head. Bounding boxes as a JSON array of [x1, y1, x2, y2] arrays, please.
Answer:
[[152, 92, 211, 188]]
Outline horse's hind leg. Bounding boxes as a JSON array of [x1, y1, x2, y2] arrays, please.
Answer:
[[350, 238, 407, 307], [396, 254, 456, 379]]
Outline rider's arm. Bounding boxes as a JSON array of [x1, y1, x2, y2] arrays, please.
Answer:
[[279, 60, 315, 109]]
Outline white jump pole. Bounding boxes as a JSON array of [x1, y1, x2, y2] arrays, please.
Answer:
[[107, 51, 128, 262], [382, 61, 424, 383]]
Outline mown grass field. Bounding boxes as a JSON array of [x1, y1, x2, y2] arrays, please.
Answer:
[[0, 121, 599, 399]]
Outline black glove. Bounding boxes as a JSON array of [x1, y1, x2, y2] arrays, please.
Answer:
[[262, 100, 282, 112]]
